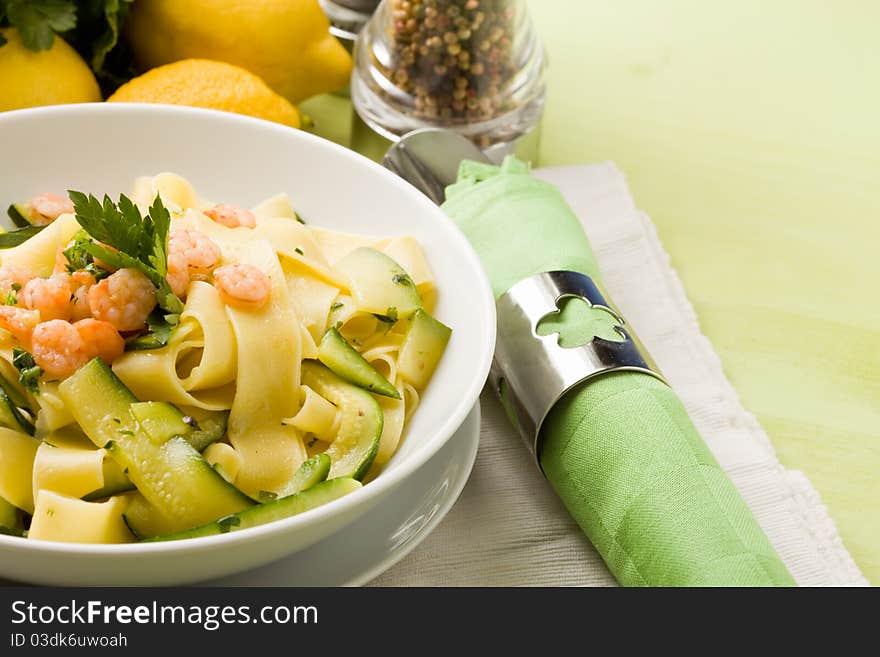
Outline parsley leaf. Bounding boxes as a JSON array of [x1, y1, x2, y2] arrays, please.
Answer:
[[76, 0, 133, 73], [124, 309, 177, 351], [69, 190, 184, 314], [5, 0, 76, 51]]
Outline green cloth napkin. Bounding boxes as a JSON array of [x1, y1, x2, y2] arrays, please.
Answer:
[[442, 157, 796, 586]]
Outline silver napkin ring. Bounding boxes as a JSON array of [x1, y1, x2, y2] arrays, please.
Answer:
[[490, 270, 667, 471]]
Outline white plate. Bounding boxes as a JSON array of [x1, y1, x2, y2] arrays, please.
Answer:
[[208, 403, 480, 587]]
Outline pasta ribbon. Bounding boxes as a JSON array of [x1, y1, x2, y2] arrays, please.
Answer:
[[224, 239, 306, 495], [113, 321, 235, 411]]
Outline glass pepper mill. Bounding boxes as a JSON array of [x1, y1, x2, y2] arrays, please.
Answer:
[[351, 0, 546, 161]]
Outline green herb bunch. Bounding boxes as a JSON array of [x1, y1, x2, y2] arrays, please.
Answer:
[[0, 0, 135, 89]]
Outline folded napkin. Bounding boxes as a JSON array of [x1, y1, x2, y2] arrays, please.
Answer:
[[371, 161, 867, 586]]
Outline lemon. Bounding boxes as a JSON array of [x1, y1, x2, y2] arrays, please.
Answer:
[[0, 28, 101, 112], [125, 0, 352, 104], [107, 59, 301, 129]]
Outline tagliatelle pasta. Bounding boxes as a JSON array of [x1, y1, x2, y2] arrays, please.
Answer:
[[0, 173, 452, 544]]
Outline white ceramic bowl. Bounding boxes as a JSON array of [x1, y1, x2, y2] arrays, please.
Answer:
[[0, 104, 495, 585]]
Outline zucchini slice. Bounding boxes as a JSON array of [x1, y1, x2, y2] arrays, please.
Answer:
[[301, 361, 382, 480], [146, 478, 361, 542], [397, 309, 452, 389], [129, 401, 228, 451], [0, 383, 34, 435], [333, 247, 422, 318], [317, 327, 400, 398], [59, 359, 252, 533], [276, 453, 331, 498]]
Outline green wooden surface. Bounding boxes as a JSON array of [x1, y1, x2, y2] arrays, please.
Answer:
[[307, 0, 879, 583], [526, 0, 879, 584]]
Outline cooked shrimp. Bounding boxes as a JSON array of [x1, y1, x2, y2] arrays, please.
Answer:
[[0, 306, 39, 349], [68, 271, 96, 322], [168, 229, 221, 274], [204, 204, 256, 229], [0, 265, 35, 301], [213, 264, 271, 310], [31, 320, 88, 379], [166, 253, 190, 298], [73, 318, 124, 365], [28, 193, 74, 225], [22, 274, 72, 321], [88, 268, 156, 331]]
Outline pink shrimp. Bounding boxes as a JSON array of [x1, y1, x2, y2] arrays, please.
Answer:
[[204, 204, 256, 229], [30, 320, 89, 379], [213, 264, 271, 310], [0, 306, 40, 349], [166, 253, 190, 298], [28, 193, 74, 225], [168, 229, 221, 275], [22, 274, 72, 321], [73, 318, 124, 365], [0, 265, 35, 302], [88, 268, 156, 331], [68, 271, 96, 322]]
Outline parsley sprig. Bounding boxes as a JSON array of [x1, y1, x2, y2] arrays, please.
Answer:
[[0, 1, 136, 90], [68, 191, 184, 316]]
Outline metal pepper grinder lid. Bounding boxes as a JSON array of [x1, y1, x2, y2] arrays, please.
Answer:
[[320, 0, 381, 43]]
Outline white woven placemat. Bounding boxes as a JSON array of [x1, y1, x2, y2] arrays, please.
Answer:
[[370, 162, 867, 586]]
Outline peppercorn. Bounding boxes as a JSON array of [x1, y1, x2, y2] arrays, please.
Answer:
[[377, 0, 520, 141]]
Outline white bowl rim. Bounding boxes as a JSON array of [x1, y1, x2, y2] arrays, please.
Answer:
[[0, 103, 496, 556]]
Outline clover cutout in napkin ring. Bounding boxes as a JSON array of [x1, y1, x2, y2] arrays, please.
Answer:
[[490, 271, 667, 469]]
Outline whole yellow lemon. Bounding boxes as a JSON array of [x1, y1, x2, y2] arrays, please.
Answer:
[[125, 0, 352, 104], [0, 28, 101, 111], [107, 59, 301, 129]]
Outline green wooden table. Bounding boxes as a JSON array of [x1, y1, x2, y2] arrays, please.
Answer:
[[306, 0, 879, 584]]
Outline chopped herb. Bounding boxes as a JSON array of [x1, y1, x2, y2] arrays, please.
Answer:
[[112, 417, 121, 424], [334, 320, 343, 330], [62, 231, 113, 281], [10, 283, 21, 292], [373, 306, 399, 324], [294, 247, 304, 256], [12, 347, 41, 394], [181, 415, 199, 429], [4, 290, 17, 306], [118, 429, 134, 436], [295, 213, 306, 225], [124, 308, 177, 351], [257, 490, 278, 503], [62, 230, 94, 270], [330, 302, 343, 311], [217, 514, 241, 532], [69, 191, 183, 314], [307, 436, 318, 448], [392, 273, 413, 286], [46, 508, 55, 517]]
